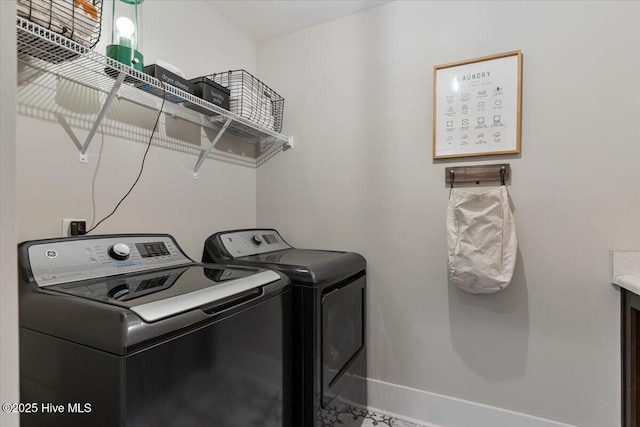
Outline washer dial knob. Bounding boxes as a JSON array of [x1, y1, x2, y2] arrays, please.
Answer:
[[108, 243, 131, 260], [251, 235, 264, 245]]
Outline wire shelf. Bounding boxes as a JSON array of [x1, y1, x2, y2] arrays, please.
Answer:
[[17, 0, 104, 63], [15, 16, 292, 169]]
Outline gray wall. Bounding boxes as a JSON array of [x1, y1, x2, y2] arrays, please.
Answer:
[[16, 1, 258, 259], [1, 1, 19, 426], [256, 1, 640, 426]]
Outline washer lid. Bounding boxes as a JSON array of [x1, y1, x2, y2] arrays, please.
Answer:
[[237, 249, 366, 286], [45, 265, 281, 322]]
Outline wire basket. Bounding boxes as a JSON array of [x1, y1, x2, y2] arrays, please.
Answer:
[[17, 0, 103, 63], [209, 70, 284, 133]]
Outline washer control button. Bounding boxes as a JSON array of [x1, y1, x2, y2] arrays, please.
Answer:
[[251, 235, 264, 245], [108, 243, 131, 260]]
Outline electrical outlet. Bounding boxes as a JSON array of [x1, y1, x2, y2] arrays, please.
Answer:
[[62, 218, 87, 237]]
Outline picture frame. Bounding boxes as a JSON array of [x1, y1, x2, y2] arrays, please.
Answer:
[[433, 50, 522, 159]]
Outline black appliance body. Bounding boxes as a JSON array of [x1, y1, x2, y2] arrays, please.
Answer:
[[203, 229, 366, 427], [18, 234, 292, 427]]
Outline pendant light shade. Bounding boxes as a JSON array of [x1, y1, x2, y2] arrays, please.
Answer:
[[106, 0, 143, 72]]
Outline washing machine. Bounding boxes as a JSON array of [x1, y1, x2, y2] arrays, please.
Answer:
[[18, 233, 292, 427], [202, 228, 367, 427]]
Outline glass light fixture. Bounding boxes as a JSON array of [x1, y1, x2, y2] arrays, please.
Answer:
[[106, 0, 144, 72]]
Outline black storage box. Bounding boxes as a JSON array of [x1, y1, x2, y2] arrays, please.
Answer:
[[137, 64, 194, 103], [184, 77, 231, 115]]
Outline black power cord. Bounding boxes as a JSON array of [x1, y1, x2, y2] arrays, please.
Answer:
[[84, 81, 167, 235]]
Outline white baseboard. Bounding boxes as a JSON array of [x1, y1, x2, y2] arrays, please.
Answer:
[[364, 377, 578, 427]]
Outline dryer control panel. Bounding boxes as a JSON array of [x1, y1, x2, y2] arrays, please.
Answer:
[[26, 235, 192, 287], [216, 229, 291, 258]]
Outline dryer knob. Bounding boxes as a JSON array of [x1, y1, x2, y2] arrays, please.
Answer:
[[109, 243, 130, 260], [251, 235, 264, 245]]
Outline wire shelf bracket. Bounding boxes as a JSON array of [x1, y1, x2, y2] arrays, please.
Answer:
[[193, 118, 232, 179], [79, 71, 125, 162], [284, 136, 294, 149]]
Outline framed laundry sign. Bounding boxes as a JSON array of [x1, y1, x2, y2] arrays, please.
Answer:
[[433, 50, 522, 159]]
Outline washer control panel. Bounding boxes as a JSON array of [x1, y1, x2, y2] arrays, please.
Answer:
[[27, 235, 192, 287], [217, 229, 291, 258]]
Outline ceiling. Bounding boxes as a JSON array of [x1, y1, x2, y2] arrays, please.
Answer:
[[206, 0, 392, 42]]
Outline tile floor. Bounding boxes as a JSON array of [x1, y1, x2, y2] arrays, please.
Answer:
[[358, 411, 424, 427], [322, 403, 425, 427]]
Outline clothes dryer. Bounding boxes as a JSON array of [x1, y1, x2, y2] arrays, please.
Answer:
[[203, 229, 366, 427]]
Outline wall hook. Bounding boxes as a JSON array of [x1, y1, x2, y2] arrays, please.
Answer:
[[449, 169, 455, 199]]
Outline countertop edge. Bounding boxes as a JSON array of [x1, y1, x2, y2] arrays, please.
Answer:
[[612, 251, 640, 295], [613, 275, 640, 296]]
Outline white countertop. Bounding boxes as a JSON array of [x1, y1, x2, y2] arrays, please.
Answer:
[[612, 251, 640, 295]]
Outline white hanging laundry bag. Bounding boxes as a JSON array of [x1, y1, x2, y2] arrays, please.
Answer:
[[446, 186, 517, 293]]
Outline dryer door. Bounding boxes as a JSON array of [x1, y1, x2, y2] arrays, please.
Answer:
[[321, 273, 365, 406]]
